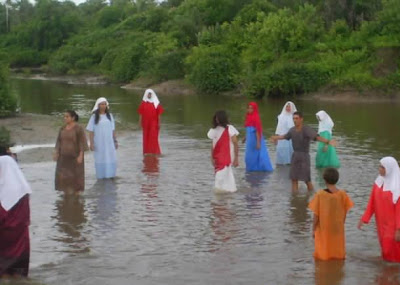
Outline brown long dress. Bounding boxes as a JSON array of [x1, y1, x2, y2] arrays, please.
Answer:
[[55, 124, 88, 192]]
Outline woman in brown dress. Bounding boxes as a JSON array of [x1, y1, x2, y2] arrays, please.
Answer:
[[54, 110, 88, 193]]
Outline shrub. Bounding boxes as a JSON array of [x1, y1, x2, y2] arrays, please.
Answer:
[[0, 65, 17, 117]]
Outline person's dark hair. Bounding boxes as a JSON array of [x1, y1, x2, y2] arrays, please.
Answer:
[[66, 110, 79, 122], [0, 146, 8, 156], [94, 108, 111, 124], [323, 168, 339, 185], [293, 111, 303, 118], [212, 110, 229, 128]]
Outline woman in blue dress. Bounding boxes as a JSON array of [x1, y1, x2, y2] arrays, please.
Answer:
[[86, 97, 118, 179], [243, 102, 273, 172], [275, 101, 296, 165]]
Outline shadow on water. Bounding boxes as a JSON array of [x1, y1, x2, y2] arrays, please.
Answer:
[[53, 194, 89, 254], [373, 264, 400, 285]]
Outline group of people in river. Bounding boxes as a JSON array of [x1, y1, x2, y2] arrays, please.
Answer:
[[0, 91, 399, 279]]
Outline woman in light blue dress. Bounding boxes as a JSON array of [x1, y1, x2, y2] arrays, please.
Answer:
[[275, 101, 296, 165], [86, 97, 117, 179], [243, 102, 273, 172]]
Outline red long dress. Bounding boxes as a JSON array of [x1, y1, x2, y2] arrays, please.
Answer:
[[138, 101, 164, 155], [0, 195, 30, 277], [361, 183, 400, 262]]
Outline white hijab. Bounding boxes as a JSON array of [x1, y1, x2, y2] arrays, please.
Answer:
[[375, 157, 400, 204], [142, 89, 160, 108], [275, 101, 297, 135], [316, 110, 334, 134], [91, 97, 109, 113], [0, 156, 32, 211]]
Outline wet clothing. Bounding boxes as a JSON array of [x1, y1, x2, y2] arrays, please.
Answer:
[[138, 101, 164, 155], [0, 195, 30, 277], [284, 126, 318, 182], [245, 127, 273, 172], [309, 189, 353, 260], [86, 114, 117, 179], [55, 124, 88, 192], [361, 183, 400, 262], [208, 125, 239, 192], [275, 101, 296, 165], [316, 131, 340, 168]]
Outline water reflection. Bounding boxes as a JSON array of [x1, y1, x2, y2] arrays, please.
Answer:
[[141, 156, 161, 219], [374, 265, 400, 285], [289, 193, 312, 236], [91, 179, 118, 231], [54, 194, 89, 253], [314, 260, 345, 285], [209, 197, 238, 251]]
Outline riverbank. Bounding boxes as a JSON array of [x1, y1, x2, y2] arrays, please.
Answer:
[[11, 72, 400, 102]]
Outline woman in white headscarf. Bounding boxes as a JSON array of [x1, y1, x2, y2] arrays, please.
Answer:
[[275, 101, 296, 165], [358, 157, 400, 262], [138, 89, 164, 155], [315, 111, 340, 168], [0, 155, 31, 277], [86, 97, 117, 179]]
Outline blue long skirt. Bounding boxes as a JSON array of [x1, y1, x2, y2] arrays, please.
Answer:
[[276, 140, 293, 165], [245, 127, 274, 172]]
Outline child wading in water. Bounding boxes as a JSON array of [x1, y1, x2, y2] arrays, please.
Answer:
[[207, 110, 239, 193], [308, 168, 353, 260]]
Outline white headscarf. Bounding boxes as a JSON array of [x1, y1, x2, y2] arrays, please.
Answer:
[[316, 110, 334, 134], [142, 89, 160, 108], [275, 101, 297, 135], [0, 156, 32, 211], [375, 157, 400, 204], [91, 97, 109, 113]]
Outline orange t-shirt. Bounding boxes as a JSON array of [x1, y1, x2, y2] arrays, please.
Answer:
[[308, 189, 353, 260]]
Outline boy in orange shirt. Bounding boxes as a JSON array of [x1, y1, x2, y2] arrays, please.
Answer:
[[308, 168, 353, 260]]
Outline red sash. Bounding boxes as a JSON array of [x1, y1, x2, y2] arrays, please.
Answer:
[[213, 128, 231, 172]]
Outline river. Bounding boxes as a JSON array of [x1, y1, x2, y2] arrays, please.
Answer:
[[8, 78, 400, 284]]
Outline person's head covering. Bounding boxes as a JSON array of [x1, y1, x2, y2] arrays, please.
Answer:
[[275, 101, 297, 135], [142, 89, 160, 108], [245, 102, 263, 135], [0, 156, 32, 211], [91, 97, 109, 113], [375, 157, 400, 204], [316, 110, 334, 134]]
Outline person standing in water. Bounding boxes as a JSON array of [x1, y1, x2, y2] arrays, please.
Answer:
[[275, 101, 296, 165], [207, 110, 239, 193], [138, 89, 164, 155], [0, 155, 32, 278], [308, 168, 353, 260], [358, 157, 400, 262], [315, 111, 340, 168], [86, 97, 118, 179], [243, 102, 273, 172], [54, 110, 88, 193], [271, 111, 336, 191]]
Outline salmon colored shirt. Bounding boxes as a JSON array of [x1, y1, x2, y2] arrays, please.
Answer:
[[309, 189, 353, 260]]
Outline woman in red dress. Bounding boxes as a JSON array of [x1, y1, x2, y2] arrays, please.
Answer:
[[138, 89, 164, 155], [358, 156, 400, 262], [0, 155, 32, 277]]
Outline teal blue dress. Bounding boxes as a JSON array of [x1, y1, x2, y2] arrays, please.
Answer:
[[316, 131, 340, 168]]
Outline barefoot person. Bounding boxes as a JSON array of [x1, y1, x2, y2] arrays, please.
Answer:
[[0, 155, 32, 278], [358, 156, 400, 262], [207, 110, 239, 193], [87, 98, 118, 179], [271, 111, 336, 191], [138, 89, 164, 155], [54, 110, 88, 193]]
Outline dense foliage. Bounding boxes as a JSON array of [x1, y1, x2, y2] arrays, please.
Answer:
[[0, 63, 17, 117], [0, 0, 399, 97]]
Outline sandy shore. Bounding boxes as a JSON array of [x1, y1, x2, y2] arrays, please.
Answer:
[[2, 113, 134, 164]]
